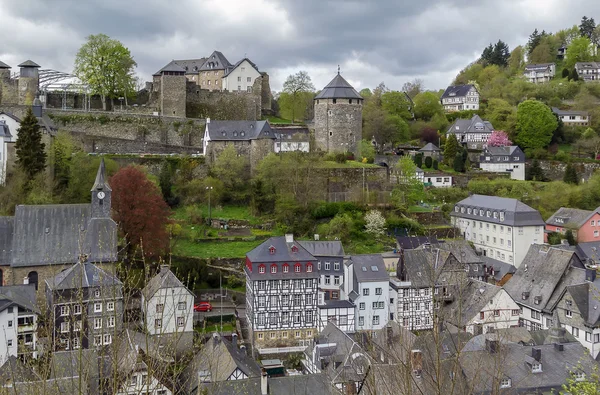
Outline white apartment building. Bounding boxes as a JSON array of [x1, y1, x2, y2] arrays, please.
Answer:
[[221, 58, 262, 93], [479, 145, 526, 181], [450, 194, 545, 267], [524, 63, 555, 83], [0, 285, 39, 364], [141, 266, 195, 337], [346, 255, 390, 331], [440, 84, 480, 112]]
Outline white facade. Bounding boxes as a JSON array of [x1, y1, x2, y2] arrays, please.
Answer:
[[480, 162, 525, 181], [424, 174, 452, 188], [524, 64, 555, 83], [317, 304, 355, 333], [390, 278, 433, 331], [142, 287, 194, 336], [117, 369, 172, 395], [0, 113, 19, 186], [462, 289, 520, 335], [274, 141, 310, 153], [575, 62, 600, 82], [442, 86, 480, 112], [555, 112, 590, 127], [0, 306, 37, 364], [518, 305, 551, 332], [354, 280, 390, 331], [0, 113, 19, 143], [222, 59, 261, 93]]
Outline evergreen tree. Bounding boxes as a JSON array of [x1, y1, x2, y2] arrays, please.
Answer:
[[424, 156, 433, 169], [580, 16, 596, 39], [562, 68, 570, 78], [481, 44, 494, 64], [527, 29, 546, 55], [15, 107, 46, 180], [563, 163, 579, 185], [491, 40, 510, 67], [158, 160, 174, 204], [565, 229, 576, 246], [453, 153, 465, 173], [413, 153, 423, 168], [444, 134, 459, 166], [528, 159, 546, 181], [432, 160, 439, 170], [571, 68, 580, 81]]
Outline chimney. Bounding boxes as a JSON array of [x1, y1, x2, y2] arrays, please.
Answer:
[[23, 277, 29, 285], [212, 333, 220, 346], [531, 347, 541, 362], [206, 117, 211, 124], [485, 339, 499, 354], [554, 343, 564, 352], [586, 267, 597, 282], [285, 234, 294, 243], [232, 333, 238, 349], [260, 369, 268, 395]]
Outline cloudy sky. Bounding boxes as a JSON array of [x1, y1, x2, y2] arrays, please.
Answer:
[[1, 0, 599, 92]]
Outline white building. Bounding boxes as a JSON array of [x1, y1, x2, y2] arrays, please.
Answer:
[[446, 114, 493, 149], [524, 63, 555, 83], [345, 255, 390, 331], [445, 280, 520, 335], [0, 285, 39, 364], [479, 145, 526, 181], [141, 266, 195, 338], [0, 121, 12, 186], [440, 84, 480, 112], [222, 58, 262, 93], [552, 107, 590, 127], [575, 62, 600, 82], [450, 194, 545, 267], [423, 173, 453, 187]]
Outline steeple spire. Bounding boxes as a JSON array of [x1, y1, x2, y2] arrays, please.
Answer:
[[91, 158, 112, 192]]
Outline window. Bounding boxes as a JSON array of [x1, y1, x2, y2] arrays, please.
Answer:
[[306, 311, 313, 324], [258, 313, 266, 325], [325, 276, 331, 285], [295, 264, 301, 273], [247, 77, 251, 82], [94, 289, 100, 298], [295, 331, 301, 338], [103, 334, 112, 345], [325, 262, 330, 270], [155, 319, 162, 328], [593, 220, 596, 226], [480, 312, 485, 319], [415, 317, 421, 326], [60, 306, 69, 316], [73, 337, 80, 349], [7, 320, 11, 328], [307, 263, 313, 273], [258, 280, 266, 290], [282, 312, 289, 324], [237, 76, 241, 82], [257, 333, 263, 340], [586, 332, 592, 342], [373, 316, 380, 325], [531, 310, 541, 320], [94, 303, 102, 313], [359, 317, 364, 326], [94, 335, 102, 346], [6, 340, 12, 348], [293, 312, 301, 324], [334, 276, 340, 285], [595, 230, 599, 238], [512, 309, 520, 316], [305, 294, 312, 305], [334, 262, 340, 270], [566, 310, 573, 318], [270, 332, 276, 339], [94, 318, 102, 329], [494, 310, 500, 317], [500, 378, 511, 388], [258, 296, 266, 308], [360, 302, 365, 310], [60, 322, 69, 333], [293, 294, 302, 306], [259, 265, 266, 274], [283, 264, 289, 273], [271, 265, 277, 274], [74, 305, 82, 315], [573, 327, 580, 337], [376, 288, 382, 295], [595, 334, 600, 343], [177, 316, 184, 327], [282, 280, 289, 289], [363, 289, 369, 296], [178, 302, 186, 310], [74, 320, 82, 331], [424, 289, 430, 296]]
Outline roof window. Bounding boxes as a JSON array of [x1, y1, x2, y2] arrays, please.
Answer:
[[268, 245, 276, 254], [371, 266, 379, 272]]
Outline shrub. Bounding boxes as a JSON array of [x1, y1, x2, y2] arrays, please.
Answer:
[[311, 202, 364, 219], [432, 160, 439, 170], [385, 215, 425, 235], [186, 205, 204, 225], [424, 156, 433, 168], [414, 153, 423, 168], [554, 151, 570, 162]]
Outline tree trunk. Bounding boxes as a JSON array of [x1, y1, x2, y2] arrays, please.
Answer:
[[101, 95, 106, 111]]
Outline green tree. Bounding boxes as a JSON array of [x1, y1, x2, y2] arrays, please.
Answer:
[[15, 108, 47, 180], [443, 134, 459, 166], [453, 153, 465, 172], [359, 88, 372, 98], [562, 68, 570, 78], [158, 160, 174, 202], [74, 34, 137, 110], [507, 45, 525, 75], [413, 91, 443, 121], [211, 144, 248, 202], [65, 153, 118, 203], [50, 131, 78, 193], [392, 156, 425, 209], [484, 98, 517, 133], [580, 16, 596, 39], [401, 79, 424, 99], [528, 42, 554, 64], [432, 160, 439, 170], [413, 153, 423, 168], [527, 29, 547, 56], [381, 90, 412, 120], [278, 91, 314, 122], [565, 229, 576, 245], [571, 68, 580, 81], [565, 36, 594, 70], [515, 100, 557, 150], [563, 163, 579, 184], [282, 71, 315, 123], [424, 156, 433, 169], [359, 139, 375, 162]]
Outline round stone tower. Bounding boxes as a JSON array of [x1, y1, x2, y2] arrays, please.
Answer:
[[313, 71, 363, 155], [17, 60, 40, 106]]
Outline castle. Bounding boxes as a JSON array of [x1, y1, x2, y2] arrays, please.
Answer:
[[0, 60, 41, 106]]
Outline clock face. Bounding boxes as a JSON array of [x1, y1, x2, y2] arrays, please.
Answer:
[[97, 191, 106, 200]]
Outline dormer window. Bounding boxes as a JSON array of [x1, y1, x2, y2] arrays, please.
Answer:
[[291, 245, 298, 253], [531, 362, 542, 373], [534, 296, 542, 305], [499, 212, 505, 221], [283, 264, 289, 273], [268, 246, 276, 254], [500, 378, 511, 388], [258, 265, 266, 274], [493, 212, 498, 219], [270, 264, 277, 274]]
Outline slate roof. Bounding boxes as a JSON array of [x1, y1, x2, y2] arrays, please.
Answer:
[[451, 194, 545, 227], [575, 241, 600, 262], [155, 60, 186, 74], [351, 254, 388, 282], [0, 355, 40, 384], [441, 84, 476, 99], [0, 121, 12, 138], [552, 106, 589, 116], [91, 158, 112, 192], [0, 61, 10, 68], [460, 341, 598, 394], [481, 256, 516, 283], [45, 261, 122, 291], [504, 245, 584, 311], [546, 206, 597, 228], [318, 299, 355, 308], [314, 73, 362, 100], [206, 120, 275, 141], [483, 145, 523, 157], [173, 58, 208, 74], [223, 58, 260, 77], [204, 373, 332, 395], [199, 51, 232, 71], [18, 60, 40, 68], [399, 247, 455, 288], [566, 279, 600, 327], [418, 142, 440, 152], [525, 63, 554, 70], [395, 235, 440, 250], [447, 114, 494, 135], [246, 236, 316, 264], [0, 284, 39, 314], [297, 240, 345, 257], [141, 265, 193, 300], [432, 240, 481, 264], [445, 280, 503, 327], [0, 217, 13, 265]]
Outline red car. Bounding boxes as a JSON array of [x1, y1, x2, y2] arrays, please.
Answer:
[[194, 302, 213, 312]]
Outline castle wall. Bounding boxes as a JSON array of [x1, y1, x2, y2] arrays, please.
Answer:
[[260, 72, 272, 113], [18, 68, 39, 106], [186, 84, 261, 120], [160, 74, 187, 117], [198, 69, 225, 91], [314, 98, 362, 155], [0, 75, 18, 105]]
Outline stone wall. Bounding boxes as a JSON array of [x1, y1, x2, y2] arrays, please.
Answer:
[[185, 84, 261, 120], [160, 74, 187, 117], [318, 167, 390, 197], [537, 160, 600, 181], [107, 156, 208, 178], [260, 72, 272, 113], [205, 139, 275, 172], [0, 75, 18, 105], [314, 99, 362, 155]]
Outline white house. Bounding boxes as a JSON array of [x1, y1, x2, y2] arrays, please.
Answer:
[[0, 121, 12, 186], [479, 146, 526, 181], [0, 285, 39, 364], [440, 84, 480, 112], [141, 266, 195, 339], [346, 255, 390, 331], [450, 194, 545, 267], [446, 114, 493, 149], [552, 107, 590, 127], [524, 63, 555, 83], [575, 62, 600, 82], [423, 173, 453, 188], [222, 58, 261, 93], [445, 280, 520, 335]]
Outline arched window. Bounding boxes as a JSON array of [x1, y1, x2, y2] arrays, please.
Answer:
[[306, 263, 313, 273], [294, 263, 301, 273], [283, 264, 290, 273], [270, 264, 277, 274], [28, 271, 38, 290], [258, 265, 266, 274]]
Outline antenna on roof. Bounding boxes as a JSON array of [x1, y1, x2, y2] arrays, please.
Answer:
[[337, 65, 340, 74]]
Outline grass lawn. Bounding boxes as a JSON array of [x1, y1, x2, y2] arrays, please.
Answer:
[[263, 115, 298, 124], [174, 239, 263, 258], [318, 161, 381, 169], [558, 144, 574, 152], [196, 323, 236, 334], [172, 205, 259, 224], [408, 205, 434, 213]]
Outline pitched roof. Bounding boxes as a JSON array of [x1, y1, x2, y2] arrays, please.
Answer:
[[418, 142, 440, 152], [156, 60, 186, 74], [0, 121, 12, 138], [0, 355, 40, 384], [141, 265, 193, 300], [546, 207, 597, 228], [504, 245, 584, 311], [481, 256, 516, 282], [399, 247, 455, 288], [223, 58, 260, 77], [45, 261, 122, 291], [552, 107, 589, 116], [484, 145, 522, 156], [199, 51, 232, 71], [205, 373, 332, 395], [451, 194, 545, 227], [566, 280, 600, 327], [524, 63, 554, 70], [351, 254, 388, 282], [173, 58, 208, 74], [246, 236, 316, 264], [441, 84, 476, 99], [395, 236, 440, 250], [297, 240, 345, 257], [0, 61, 10, 69], [445, 280, 503, 327], [575, 241, 600, 262], [91, 158, 112, 191], [314, 73, 362, 100], [17, 60, 40, 68], [206, 120, 275, 141], [0, 284, 39, 314], [447, 114, 494, 135], [50, 349, 100, 393], [431, 240, 481, 264], [0, 217, 13, 265]]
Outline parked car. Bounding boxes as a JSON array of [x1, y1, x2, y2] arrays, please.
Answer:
[[194, 302, 213, 312]]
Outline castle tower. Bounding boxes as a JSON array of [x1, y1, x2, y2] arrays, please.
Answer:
[[0, 61, 11, 105], [313, 70, 363, 155], [91, 158, 112, 219], [158, 60, 186, 117], [17, 60, 40, 106]]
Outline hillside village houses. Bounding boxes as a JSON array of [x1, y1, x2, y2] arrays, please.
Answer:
[[440, 84, 480, 112], [523, 63, 556, 83], [552, 107, 591, 127], [545, 207, 600, 243], [575, 61, 600, 82], [446, 114, 493, 149], [479, 145, 526, 181]]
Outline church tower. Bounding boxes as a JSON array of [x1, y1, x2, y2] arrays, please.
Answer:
[[313, 69, 363, 155], [91, 158, 112, 218]]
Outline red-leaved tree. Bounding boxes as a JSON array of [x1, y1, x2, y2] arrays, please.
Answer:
[[110, 166, 172, 260], [487, 130, 512, 147]]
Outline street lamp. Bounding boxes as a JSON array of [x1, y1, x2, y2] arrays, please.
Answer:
[[206, 186, 213, 226]]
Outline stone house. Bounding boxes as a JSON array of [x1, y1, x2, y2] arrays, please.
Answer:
[[418, 142, 441, 160], [440, 84, 479, 112], [552, 107, 590, 127], [479, 145, 526, 180], [545, 207, 600, 243], [152, 61, 187, 117], [524, 63, 556, 83], [0, 159, 117, 298], [198, 51, 232, 92], [446, 114, 493, 149], [173, 58, 208, 84], [202, 119, 276, 169]]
